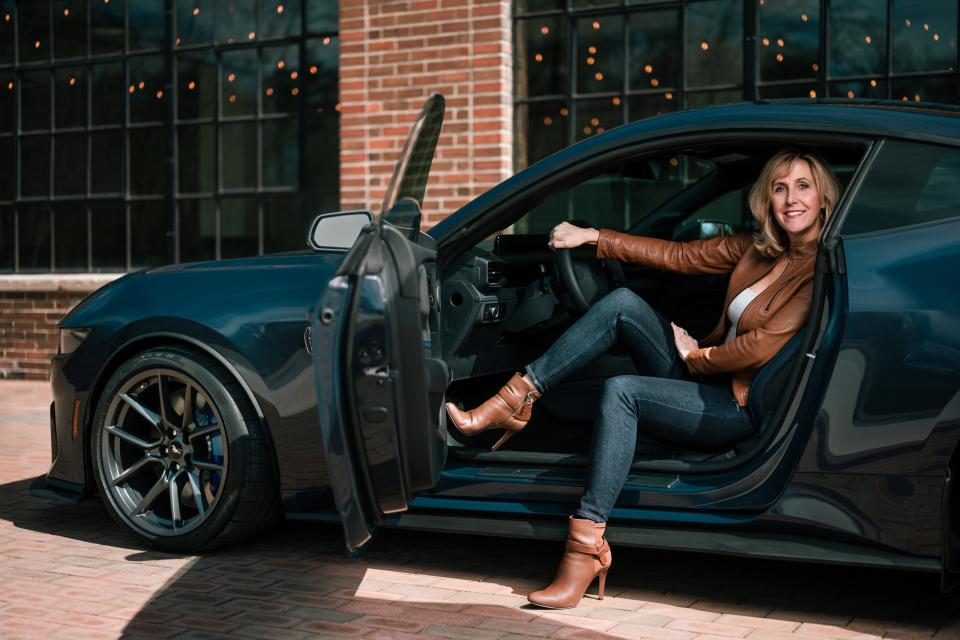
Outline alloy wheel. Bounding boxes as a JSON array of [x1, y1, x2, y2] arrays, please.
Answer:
[[99, 368, 228, 537]]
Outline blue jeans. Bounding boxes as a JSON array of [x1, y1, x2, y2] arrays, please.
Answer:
[[524, 288, 755, 522]]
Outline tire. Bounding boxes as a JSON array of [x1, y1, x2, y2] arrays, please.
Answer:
[[91, 346, 280, 552]]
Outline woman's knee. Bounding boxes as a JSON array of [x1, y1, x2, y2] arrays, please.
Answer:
[[600, 375, 640, 411]]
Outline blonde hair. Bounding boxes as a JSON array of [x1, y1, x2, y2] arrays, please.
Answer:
[[748, 148, 840, 257]]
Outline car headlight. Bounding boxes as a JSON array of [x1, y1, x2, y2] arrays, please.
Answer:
[[58, 328, 90, 355]]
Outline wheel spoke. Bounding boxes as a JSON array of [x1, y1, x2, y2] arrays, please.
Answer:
[[120, 393, 162, 429], [134, 474, 167, 515], [188, 425, 220, 441], [186, 470, 206, 516], [156, 375, 178, 431], [112, 454, 163, 487], [192, 459, 223, 472], [105, 425, 161, 451], [181, 382, 194, 431], [168, 468, 183, 530]]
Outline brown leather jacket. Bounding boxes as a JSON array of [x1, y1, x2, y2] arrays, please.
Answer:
[[596, 229, 816, 406]]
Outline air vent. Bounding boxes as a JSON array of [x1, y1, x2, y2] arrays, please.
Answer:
[[485, 262, 506, 287]]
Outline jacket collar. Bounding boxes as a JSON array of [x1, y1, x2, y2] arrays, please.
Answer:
[[787, 237, 819, 260]]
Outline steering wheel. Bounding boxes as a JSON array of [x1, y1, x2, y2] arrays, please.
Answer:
[[553, 223, 618, 314]]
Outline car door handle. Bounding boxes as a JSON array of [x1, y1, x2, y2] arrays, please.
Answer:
[[364, 365, 390, 378]]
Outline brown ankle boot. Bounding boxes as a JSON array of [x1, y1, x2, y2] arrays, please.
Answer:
[[445, 373, 539, 451], [527, 516, 612, 609]]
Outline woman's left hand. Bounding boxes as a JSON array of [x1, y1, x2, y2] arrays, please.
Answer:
[[671, 322, 699, 361]]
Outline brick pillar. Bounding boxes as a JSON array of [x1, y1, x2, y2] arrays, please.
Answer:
[[0, 276, 122, 380], [339, 0, 513, 229]]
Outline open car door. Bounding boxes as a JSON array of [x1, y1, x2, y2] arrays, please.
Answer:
[[312, 95, 448, 553]]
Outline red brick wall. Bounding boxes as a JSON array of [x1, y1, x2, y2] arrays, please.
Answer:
[[339, 0, 514, 229]]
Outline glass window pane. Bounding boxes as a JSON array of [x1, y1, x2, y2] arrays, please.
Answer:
[[306, 1, 337, 33], [54, 0, 86, 59], [304, 36, 338, 112], [91, 202, 125, 270], [19, 0, 49, 63], [829, 0, 886, 78], [54, 204, 87, 270], [223, 49, 258, 116], [130, 127, 165, 195], [179, 199, 216, 262], [0, 137, 11, 200], [261, 0, 300, 38], [759, 0, 818, 83], [0, 1, 14, 64], [628, 10, 678, 92], [686, 88, 742, 109], [21, 135, 50, 197], [575, 97, 620, 142], [262, 45, 300, 114], [627, 92, 677, 121], [263, 195, 305, 254], [178, 50, 217, 120], [0, 206, 12, 271], [131, 200, 167, 268], [305, 113, 339, 190], [577, 15, 623, 94], [178, 124, 215, 194], [130, 0, 165, 51], [219, 0, 256, 45], [18, 205, 51, 271], [21, 70, 51, 131], [516, 0, 564, 11], [54, 133, 86, 195], [54, 67, 86, 128], [758, 83, 817, 99], [177, 0, 213, 47], [829, 79, 886, 100], [688, 0, 742, 88], [892, 2, 958, 73], [220, 196, 258, 258], [130, 56, 166, 123], [222, 121, 257, 189], [263, 118, 298, 188], [0, 72, 12, 133], [91, 0, 124, 56], [92, 62, 124, 125], [517, 17, 566, 98], [91, 130, 123, 193], [891, 76, 959, 105], [515, 102, 567, 170]]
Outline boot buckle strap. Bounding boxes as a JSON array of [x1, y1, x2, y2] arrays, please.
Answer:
[[567, 540, 605, 557]]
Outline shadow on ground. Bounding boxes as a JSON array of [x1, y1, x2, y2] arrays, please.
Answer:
[[3, 473, 960, 638]]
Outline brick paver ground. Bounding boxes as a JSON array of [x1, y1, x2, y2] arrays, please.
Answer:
[[0, 380, 958, 639]]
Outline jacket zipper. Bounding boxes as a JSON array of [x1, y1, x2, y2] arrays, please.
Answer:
[[764, 275, 797, 311]]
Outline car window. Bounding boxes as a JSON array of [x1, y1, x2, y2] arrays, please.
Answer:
[[676, 186, 753, 238], [507, 153, 716, 235], [841, 140, 960, 237]]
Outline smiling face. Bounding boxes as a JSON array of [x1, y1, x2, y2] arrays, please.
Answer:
[[771, 159, 823, 247]]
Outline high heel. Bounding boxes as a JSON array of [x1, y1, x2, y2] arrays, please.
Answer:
[[445, 373, 539, 451], [528, 516, 612, 609]]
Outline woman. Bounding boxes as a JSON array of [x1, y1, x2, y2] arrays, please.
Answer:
[[445, 148, 841, 609]]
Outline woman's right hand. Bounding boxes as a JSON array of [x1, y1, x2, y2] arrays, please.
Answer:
[[547, 222, 601, 251]]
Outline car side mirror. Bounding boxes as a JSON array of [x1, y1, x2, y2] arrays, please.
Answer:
[[698, 220, 735, 240], [307, 210, 374, 251]]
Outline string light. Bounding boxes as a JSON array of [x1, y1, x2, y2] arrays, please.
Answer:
[[592, 20, 600, 30], [543, 116, 552, 125], [670, 157, 679, 167], [665, 92, 673, 100], [192, 7, 199, 16], [583, 126, 592, 135], [901, 96, 909, 101], [801, 13, 808, 22], [923, 23, 929, 31], [290, 71, 298, 79], [777, 38, 784, 47], [63, 8, 70, 16], [865, 36, 871, 44], [560, 107, 569, 116], [309, 65, 318, 74], [128, 85, 135, 93], [291, 87, 299, 95], [596, 127, 604, 133], [34, 40, 41, 49], [650, 78, 659, 87], [812, 63, 819, 71], [277, 60, 285, 69], [809, 89, 817, 98], [6, 81, 12, 90], [228, 94, 237, 103], [594, 72, 604, 81], [247, 31, 256, 40], [870, 79, 877, 87], [277, 4, 284, 13], [4, 13, 10, 21], [534, 53, 543, 62], [644, 64, 653, 73], [933, 34, 940, 42], [227, 73, 236, 82], [914, 94, 921, 102], [540, 26, 549, 35], [176, 37, 182, 45], [323, 36, 331, 45], [68, 77, 76, 86], [590, 117, 599, 126], [904, 19, 911, 27], [586, 56, 594, 65], [156, 89, 163, 99], [138, 81, 145, 90], [776, 53, 784, 62], [762, 38, 770, 46], [335, 103, 341, 111], [847, 90, 855, 98], [265, 87, 274, 96], [700, 41, 709, 51], [588, 46, 597, 54], [611, 97, 620, 105], [187, 80, 196, 90]]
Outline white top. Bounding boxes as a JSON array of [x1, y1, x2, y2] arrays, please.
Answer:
[[724, 287, 759, 344]]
